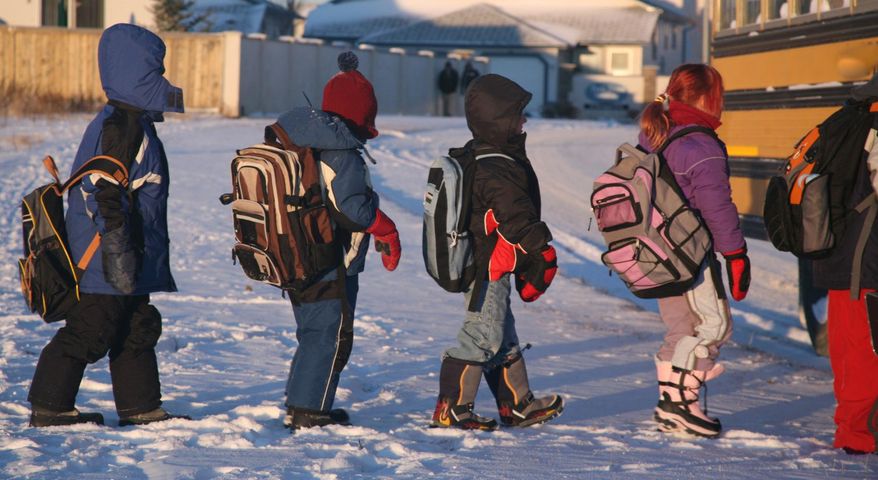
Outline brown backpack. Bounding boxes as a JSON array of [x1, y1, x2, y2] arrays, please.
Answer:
[[221, 123, 340, 291]]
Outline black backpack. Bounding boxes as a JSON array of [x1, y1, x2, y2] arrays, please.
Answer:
[[19, 155, 129, 322], [763, 100, 878, 258]]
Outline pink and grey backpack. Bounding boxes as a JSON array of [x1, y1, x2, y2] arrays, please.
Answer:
[[591, 127, 715, 298]]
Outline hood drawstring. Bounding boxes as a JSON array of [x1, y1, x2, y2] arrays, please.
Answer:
[[361, 145, 377, 165]]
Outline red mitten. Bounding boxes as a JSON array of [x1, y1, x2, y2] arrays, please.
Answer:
[[485, 209, 525, 281], [516, 245, 558, 302], [366, 209, 401, 271], [722, 247, 750, 301]]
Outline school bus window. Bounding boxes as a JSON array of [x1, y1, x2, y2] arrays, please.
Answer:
[[744, 0, 761, 24], [794, 0, 851, 14], [767, 0, 789, 20], [822, 0, 851, 11], [796, 0, 818, 15], [719, 0, 737, 29]]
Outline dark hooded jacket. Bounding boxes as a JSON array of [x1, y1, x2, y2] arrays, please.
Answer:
[[66, 24, 183, 295], [437, 62, 459, 95], [812, 78, 878, 291], [453, 74, 552, 280]]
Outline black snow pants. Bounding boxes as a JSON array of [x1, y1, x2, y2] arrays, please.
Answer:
[[28, 294, 163, 416]]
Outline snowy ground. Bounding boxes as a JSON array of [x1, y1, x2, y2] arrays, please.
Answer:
[[0, 114, 875, 479]]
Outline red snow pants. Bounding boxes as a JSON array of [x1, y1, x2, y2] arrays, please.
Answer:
[[827, 289, 878, 453]]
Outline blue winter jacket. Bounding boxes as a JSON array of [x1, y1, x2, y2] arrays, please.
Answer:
[[275, 107, 379, 276], [66, 24, 183, 295]]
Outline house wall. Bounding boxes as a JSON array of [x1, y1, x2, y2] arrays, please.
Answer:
[[0, 1, 155, 29], [1, 0, 41, 26], [105, 1, 155, 29], [649, 18, 686, 74], [576, 44, 645, 77], [475, 48, 558, 114], [658, 0, 707, 62]]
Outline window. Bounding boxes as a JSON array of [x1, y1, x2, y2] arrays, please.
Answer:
[[822, 0, 851, 10], [42, 0, 67, 26], [799, 0, 851, 14], [719, 0, 737, 29], [607, 49, 633, 76], [671, 29, 677, 49], [767, 0, 789, 20], [744, 0, 761, 24], [76, 0, 103, 28], [43, 0, 103, 28]]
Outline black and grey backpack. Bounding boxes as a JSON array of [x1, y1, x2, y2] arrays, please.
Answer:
[[422, 152, 514, 292]]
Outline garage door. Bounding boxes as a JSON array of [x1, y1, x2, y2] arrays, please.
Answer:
[[487, 56, 546, 116]]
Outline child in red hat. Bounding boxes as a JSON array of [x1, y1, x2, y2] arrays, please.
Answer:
[[273, 52, 402, 430]]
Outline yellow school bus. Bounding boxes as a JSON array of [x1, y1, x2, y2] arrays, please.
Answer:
[[710, 0, 878, 354]]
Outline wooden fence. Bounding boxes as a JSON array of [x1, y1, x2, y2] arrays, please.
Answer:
[[0, 26, 489, 117], [0, 26, 225, 111]]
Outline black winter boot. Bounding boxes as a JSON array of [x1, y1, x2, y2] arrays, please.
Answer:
[[484, 354, 563, 427], [284, 407, 351, 430], [119, 407, 191, 427], [431, 357, 497, 431], [30, 406, 104, 428]]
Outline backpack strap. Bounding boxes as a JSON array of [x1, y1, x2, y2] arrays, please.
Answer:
[[460, 152, 514, 233], [459, 151, 515, 312], [60, 155, 129, 192], [651, 127, 720, 209], [850, 192, 878, 300], [657, 126, 719, 155], [265, 123, 294, 151], [53, 155, 129, 274]]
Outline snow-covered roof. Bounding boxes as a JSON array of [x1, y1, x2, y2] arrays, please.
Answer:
[[360, 4, 572, 48], [528, 8, 661, 45], [305, 0, 681, 45], [193, 0, 297, 37]]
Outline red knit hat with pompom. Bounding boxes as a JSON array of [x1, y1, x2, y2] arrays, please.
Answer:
[[322, 51, 379, 140]]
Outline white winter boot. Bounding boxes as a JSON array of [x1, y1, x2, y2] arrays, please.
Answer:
[[654, 359, 722, 438]]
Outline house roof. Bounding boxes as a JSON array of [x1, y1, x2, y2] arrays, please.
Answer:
[[194, 0, 297, 36], [359, 4, 572, 48], [305, 0, 684, 45], [527, 7, 661, 45]]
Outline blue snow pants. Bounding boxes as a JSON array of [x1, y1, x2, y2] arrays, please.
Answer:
[[285, 270, 359, 412]]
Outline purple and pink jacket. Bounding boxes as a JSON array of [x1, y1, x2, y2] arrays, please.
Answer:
[[638, 126, 745, 254]]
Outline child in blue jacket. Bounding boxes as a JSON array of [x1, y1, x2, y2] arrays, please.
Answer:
[[28, 24, 188, 427]]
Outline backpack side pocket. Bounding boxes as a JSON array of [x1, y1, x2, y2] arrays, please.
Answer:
[[799, 174, 834, 255], [763, 176, 792, 252]]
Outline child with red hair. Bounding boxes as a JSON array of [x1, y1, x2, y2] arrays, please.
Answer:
[[638, 64, 749, 438]]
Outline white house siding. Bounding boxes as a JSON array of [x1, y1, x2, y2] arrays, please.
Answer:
[[0, 1, 155, 29], [650, 19, 686, 73], [1, 0, 42, 26], [105, 2, 155, 29]]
